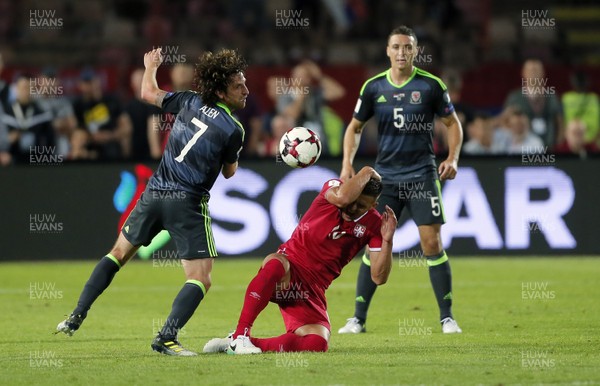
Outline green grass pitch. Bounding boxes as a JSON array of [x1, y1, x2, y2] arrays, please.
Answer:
[[1, 257, 599, 385]]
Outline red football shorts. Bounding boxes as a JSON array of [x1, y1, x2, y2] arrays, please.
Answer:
[[270, 260, 331, 333]]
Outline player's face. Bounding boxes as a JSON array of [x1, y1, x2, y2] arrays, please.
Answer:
[[341, 194, 377, 221], [219, 72, 249, 111], [387, 34, 417, 72]]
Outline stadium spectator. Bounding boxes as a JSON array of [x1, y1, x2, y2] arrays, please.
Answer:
[[71, 68, 130, 160], [257, 113, 294, 157], [203, 168, 396, 354], [169, 63, 195, 91], [493, 106, 544, 154], [1, 74, 54, 163], [0, 103, 11, 166], [35, 69, 77, 159], [442, 68, 474, 134], [554, 120, 599, 158], [503, 59, 563, 147], [462, 113, 496, 155], [268, 60, 346, 156], [234, 92, 266, 156], [561, 71, 600, 147], [0, 52, 9, 108], [123, 68, 161, 161]]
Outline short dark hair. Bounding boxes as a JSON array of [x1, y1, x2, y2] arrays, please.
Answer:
[[388, 25, 418, 45], [362, 178, 383, 198], [194, 49, 247, 106]]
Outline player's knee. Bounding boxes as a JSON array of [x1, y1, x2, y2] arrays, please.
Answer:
[[422, 239, 443, 256], [108, 247, 128, 265], [263, 254, 290, 272], [200, 278, 211, 292], [304, 334, 328, 352]]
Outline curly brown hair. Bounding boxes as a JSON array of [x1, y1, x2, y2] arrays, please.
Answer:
[[194, 49, 247, 106]]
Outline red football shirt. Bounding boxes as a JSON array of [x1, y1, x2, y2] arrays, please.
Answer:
[[279, 179, 383, 292]]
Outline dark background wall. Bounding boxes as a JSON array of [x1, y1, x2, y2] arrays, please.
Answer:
[[1, 158, 598, 261]]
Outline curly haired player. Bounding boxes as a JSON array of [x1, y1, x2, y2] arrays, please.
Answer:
[[56, 47, 248, 356]]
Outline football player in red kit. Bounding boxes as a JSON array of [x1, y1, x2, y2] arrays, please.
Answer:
[[204, 166, 397, 354]]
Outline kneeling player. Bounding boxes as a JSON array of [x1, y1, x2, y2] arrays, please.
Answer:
[[204, 166, 397, 354]]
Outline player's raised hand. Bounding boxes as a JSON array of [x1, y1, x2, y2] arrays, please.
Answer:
[[144, 48, 163, 69], [340, 164, 356, 182], [438, 158, 458, 181], [380, 205, 397, 243]]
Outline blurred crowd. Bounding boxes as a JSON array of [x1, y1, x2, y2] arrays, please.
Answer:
[[440, 59, 599, 158], [0, 55, 598, 167], [0, 0, 599, 165]]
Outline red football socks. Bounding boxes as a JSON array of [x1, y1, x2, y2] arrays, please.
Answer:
[[233, 259, 285, 338], [250, 333, 328, 352]]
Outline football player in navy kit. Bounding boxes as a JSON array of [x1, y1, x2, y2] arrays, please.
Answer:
[[338, 26, 464, 334], [56, 48, 248, 356]]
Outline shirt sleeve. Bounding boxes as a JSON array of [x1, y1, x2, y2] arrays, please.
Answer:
[[161, 91, 197, 114], [320, 179, 342, 197], [368, 220, 383, 251], [353, 80, 375, 122], [433, 81, 455, 118], [223, 126, 244, 164]]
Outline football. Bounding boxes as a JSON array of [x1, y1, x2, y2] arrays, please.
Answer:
[[279, 127, 322, 168]]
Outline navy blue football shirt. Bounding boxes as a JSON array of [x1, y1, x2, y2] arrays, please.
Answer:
[[148, 91, 244, 196], [354, 67, 454, 182]]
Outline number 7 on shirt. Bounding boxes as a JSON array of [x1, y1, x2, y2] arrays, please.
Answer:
[[175, 117, 208, 163]]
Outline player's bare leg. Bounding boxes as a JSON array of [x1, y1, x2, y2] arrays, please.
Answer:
[[56, 233, 139, 336], [248, 324, 329, 353], [151, 258, 213, 356], [418, 224, 461, 333], [227, 253, 290, 354]]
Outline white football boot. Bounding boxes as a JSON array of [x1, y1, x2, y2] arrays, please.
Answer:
[[227, 331, 262, 355], [203, 333, 233, 353], [441, 317, 462, 334], [337, 317, 366, 334]]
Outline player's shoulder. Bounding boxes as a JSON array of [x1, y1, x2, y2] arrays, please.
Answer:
[[359, 70, 389, 95], [366, 208, 383, 222], [414, 67, 447, 91], [214, 102, 245, 134], [320, 178, 342, 196], [358, 208, 383, 233]]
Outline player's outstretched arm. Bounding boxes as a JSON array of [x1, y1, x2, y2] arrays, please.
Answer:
[[340, 118, 366, 181], [438, 112, 463, 181], [370, 205, 397, 285], [326, 166, 381, 208], [141, 48, 168, 108]]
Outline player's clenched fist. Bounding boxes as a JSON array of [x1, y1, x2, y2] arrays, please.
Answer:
[[144, 48, 163, 69]]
